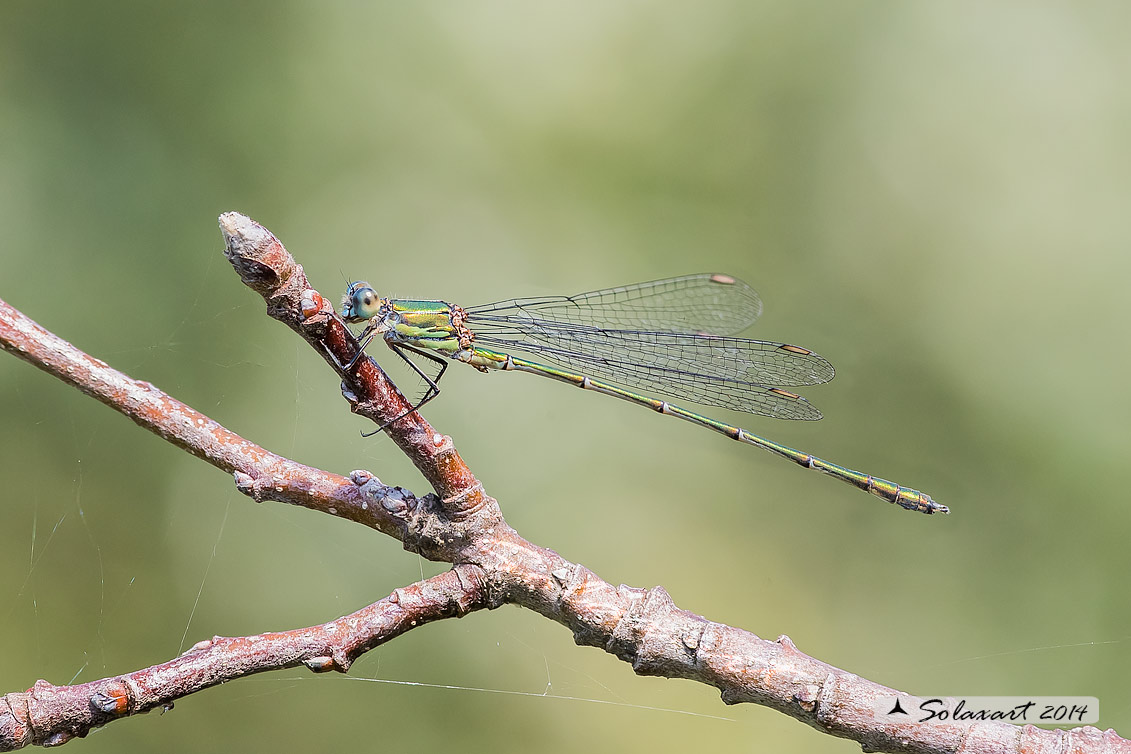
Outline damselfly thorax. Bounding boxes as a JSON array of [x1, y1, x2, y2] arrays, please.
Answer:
[[340, 285, 493, 371]]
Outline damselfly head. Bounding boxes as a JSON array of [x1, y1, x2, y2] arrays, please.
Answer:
[[341, 281, 381, 322]]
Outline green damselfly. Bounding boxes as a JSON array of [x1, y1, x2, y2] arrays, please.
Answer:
[[339, 273, 944, 515]]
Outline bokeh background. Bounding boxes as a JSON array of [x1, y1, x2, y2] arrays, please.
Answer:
[[2, 2, 1128, 751]]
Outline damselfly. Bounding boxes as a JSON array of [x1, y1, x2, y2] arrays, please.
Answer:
[[339, 274, 944, 514]]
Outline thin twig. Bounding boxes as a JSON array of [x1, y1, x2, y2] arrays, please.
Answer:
[[0, 568, 486, 748], [217, 213, 485, 509]]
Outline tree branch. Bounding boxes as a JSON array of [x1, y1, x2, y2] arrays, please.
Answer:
[[0, 214, 1124, 753], [0, 567, 486, 749], [217, 213, 484, 509]]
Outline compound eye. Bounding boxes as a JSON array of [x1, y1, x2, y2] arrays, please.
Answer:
[[342, 282, 379, 319]]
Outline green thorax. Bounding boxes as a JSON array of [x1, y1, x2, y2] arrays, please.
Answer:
[[384, 298, 465, 354]]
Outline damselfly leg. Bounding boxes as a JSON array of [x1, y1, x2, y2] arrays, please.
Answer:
[[359, 343, 448, 436]]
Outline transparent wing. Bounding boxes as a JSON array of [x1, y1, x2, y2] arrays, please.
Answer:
[[473, 330, 829, 420], [467, 273, 764, 337], [472, 319, 832, 386]]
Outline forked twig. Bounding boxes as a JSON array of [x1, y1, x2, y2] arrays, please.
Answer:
[[0, 214, 1123, 753]]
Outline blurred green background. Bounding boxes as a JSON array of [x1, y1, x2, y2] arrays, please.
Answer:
[[2, 2, 1128, 751]]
